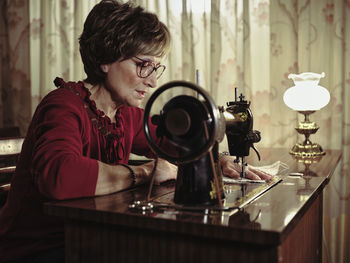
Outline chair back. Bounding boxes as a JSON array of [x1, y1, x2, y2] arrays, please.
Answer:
[[0, 137, 24, 206]]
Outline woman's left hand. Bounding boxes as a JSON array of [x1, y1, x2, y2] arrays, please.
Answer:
[[220, 155, 273, 181]]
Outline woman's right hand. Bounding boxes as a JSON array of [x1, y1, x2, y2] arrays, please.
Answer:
[[95, 158, 177, 196], [135, 158, 177, 185]]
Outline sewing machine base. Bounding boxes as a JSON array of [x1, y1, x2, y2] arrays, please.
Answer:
[[146, 176, 282, 213]]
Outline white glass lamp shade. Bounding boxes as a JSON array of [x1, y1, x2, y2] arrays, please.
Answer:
[[283, 72, 330, 111]]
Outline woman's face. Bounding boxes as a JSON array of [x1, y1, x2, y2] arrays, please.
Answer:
[[102, 55, 162, 107]]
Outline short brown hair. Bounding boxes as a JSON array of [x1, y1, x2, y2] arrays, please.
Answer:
[[79, 0, 171, 85]]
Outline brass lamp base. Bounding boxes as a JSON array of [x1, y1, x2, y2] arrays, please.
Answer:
[[290, 142, 326, 158], [290, 111, 326, 158]]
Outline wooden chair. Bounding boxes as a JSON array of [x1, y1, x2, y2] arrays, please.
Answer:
[[0, 126, 20, 138], [0, 137, 24, 207]]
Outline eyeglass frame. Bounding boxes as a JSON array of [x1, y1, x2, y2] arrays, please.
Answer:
[[134, 56, 166, 79]]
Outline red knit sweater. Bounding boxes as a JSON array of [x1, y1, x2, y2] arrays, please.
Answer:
[[0, 78, 158, 261]]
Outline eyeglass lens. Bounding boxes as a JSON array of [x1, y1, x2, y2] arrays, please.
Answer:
[[140, 64, 165, 79]]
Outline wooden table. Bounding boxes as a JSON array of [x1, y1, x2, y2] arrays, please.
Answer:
[[44, 148, 341, 263]]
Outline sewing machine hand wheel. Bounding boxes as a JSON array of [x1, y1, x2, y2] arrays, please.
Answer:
[[143, 80, 223, 164]]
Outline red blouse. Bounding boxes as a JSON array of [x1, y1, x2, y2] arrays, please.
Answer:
[[0, 78, 158, 261]]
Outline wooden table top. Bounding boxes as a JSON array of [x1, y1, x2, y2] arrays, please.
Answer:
[[44, 148, 341, 246]]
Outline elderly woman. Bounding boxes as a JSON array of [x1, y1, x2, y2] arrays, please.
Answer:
[[0, 1, 271, 262]]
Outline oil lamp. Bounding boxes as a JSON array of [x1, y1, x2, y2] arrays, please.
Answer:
[[283, 72, 330, 157]]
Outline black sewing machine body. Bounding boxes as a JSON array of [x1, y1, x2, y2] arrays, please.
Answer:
[[143, 81, 261, 206], [225, 93, 261, 161]]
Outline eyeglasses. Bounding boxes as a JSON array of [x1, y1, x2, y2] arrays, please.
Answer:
[[134, 56, 166, 79]]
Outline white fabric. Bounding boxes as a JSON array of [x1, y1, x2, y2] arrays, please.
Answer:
[[223, 161, 289, 184], [249, 161, 289, 176]]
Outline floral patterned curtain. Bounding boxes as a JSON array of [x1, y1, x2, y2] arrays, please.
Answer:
[[0, 0, 349, 262], [0, 0, 31, 134]]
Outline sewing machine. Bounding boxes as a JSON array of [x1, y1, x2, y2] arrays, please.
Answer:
[[224, 88, 261, 177], [143, 80, 262, 206]]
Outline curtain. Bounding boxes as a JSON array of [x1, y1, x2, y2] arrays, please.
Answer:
[[29, 0, 98, 115], [0, 0, 349, 262], [0, 0, 31, 134]]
